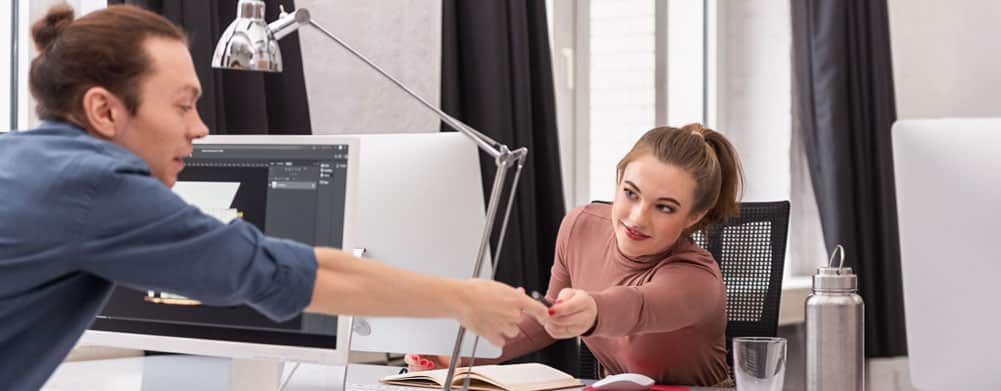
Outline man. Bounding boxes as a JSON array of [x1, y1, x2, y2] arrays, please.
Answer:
[[0, 5, 546, 389]]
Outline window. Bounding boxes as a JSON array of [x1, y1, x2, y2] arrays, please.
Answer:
[[1, 1, 15, 132], [549, 0, 825, 277], [587, 0, 656, 202], [550, 0, 705, 205], [3, 0, 107, 132]]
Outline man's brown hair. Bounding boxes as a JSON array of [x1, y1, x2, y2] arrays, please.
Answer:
[[29, 4, 187, 126]]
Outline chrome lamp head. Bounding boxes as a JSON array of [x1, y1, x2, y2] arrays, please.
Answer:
[[211, 0, 283, 72]]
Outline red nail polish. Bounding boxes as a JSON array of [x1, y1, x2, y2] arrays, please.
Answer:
[[548, 308, 555, 316], [421, 359, 431, 367]]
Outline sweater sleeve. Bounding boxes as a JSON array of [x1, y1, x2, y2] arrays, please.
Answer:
[[588, 260, 723, 337], [495, 210, 580, 361]]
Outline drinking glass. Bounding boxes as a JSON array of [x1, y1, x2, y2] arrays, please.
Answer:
[[733, 337, 786, 391]]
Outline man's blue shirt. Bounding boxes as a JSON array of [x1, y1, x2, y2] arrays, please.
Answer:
[[0, 122, 318, 390]]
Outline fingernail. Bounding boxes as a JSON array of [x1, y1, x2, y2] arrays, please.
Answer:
[[408, 354, 419, 360], [421, 359, 431, 367], [548, 308, 555, 316]]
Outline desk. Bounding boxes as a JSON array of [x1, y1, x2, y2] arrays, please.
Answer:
[[778, 275, 812, 326], [43, 356, 730, 391]]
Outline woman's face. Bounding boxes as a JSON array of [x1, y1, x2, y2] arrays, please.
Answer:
[[611, 154, 706, 258]]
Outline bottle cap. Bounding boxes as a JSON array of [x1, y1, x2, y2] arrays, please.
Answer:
[[813, 245, 858, 292]]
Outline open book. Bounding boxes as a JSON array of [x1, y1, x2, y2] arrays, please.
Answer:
[[381, 363, 583, 391]]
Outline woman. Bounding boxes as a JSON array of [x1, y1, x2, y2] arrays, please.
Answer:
[[409, 124, 742, 387]]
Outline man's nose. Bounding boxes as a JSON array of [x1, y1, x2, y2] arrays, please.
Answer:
[[190, 114, 209, 139]]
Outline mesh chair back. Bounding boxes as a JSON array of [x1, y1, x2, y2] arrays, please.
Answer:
[[576, 201, 790, 377], [692, 201, 790, 369]]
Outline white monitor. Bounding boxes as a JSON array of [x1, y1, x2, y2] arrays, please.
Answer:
[[79, 135, 360, 389], [345, 132, 502, 358], [892, 118, 1001, 390]]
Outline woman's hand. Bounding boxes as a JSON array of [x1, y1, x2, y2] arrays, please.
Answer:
[[542, 288, 598, 339], [404, 354, 452, 372]]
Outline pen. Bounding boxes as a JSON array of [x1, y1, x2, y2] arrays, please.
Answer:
[[530, 291, 552, 307]]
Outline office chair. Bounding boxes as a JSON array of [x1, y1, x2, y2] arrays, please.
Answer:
[[577, 201, 791, 379]]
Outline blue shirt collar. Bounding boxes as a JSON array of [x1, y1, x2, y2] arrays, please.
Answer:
[[28, 120, 152, 174]]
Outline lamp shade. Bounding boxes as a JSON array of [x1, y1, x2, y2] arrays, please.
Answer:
[[211, 0, 283, 72]]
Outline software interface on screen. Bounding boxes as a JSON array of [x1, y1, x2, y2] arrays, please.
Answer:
[[92, 143, 349, 348]]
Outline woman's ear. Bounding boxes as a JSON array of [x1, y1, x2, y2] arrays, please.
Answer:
[[80, 86, 127, 139], [685, 209, 708, 230]]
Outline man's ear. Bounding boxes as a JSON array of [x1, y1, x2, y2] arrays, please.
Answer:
[[80, 86, 127, 139]]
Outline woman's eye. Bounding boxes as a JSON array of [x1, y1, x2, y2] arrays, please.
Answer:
[[657, 205, 674, 213], [623, 188, 637, 199], [178, 105, 193, 113]]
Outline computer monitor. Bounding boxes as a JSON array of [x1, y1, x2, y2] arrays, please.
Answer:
[[345, 132, 502, 358], [892, 118, 1001, 390], [79, 135, 359, 388]]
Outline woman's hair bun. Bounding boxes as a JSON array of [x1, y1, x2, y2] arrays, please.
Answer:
[[32, 4, 75, 52]]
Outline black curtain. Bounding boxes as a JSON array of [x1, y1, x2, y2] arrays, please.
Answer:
[[792, 0, 907, 357], [108, 0, 311, 135], [441, 0, 572, 371]]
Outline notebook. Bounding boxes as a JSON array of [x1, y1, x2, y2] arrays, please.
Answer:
[[380, 363, 583, 391], [584, 386, 688, 391]]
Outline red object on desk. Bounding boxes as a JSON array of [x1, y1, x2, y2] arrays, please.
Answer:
[[584, 386, 689, 391]]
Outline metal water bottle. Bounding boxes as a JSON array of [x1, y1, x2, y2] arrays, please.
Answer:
[[805, 245, 864, 391]]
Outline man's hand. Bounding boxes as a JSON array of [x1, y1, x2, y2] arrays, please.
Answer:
[[455, 279, 548, 347], [542, 288, 597, 339]]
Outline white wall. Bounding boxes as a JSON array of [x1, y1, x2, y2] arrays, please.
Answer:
[[889, 0, 1001, 119], [587, 0, 656, 202], [715, 0, 827, 276], [666, 0, 704, 126], [549, 0, 576, 210], [298, 0, 441, 134], [714, 0, 791, 202]]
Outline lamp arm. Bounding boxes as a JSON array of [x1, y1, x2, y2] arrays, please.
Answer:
[[442, 152, 526, 391], [266, 8, 532, 390], [268, 7, 508, 161]]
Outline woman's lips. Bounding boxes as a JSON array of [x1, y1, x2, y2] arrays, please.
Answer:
[[622, 223, 650, 241]]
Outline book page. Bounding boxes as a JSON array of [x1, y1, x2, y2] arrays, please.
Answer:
[[382, 368, 451, 385], [383, 364, 580, 391], [467, 364, 579, 390]]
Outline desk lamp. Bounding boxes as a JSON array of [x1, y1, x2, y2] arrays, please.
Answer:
[[212, 2, 527, 389]]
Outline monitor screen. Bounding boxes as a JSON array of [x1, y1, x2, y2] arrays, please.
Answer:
[[341, 132, 501, 358], [893, 118, 1001, 389], [90, 142, 350, 350]]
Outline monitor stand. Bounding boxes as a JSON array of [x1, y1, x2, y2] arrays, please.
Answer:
[[137, 356, 347, 391], [139, 355, 229, 390], [231, 359, 284, 391]]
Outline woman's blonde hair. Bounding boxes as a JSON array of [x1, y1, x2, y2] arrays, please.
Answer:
[[615, 123, 744, 235]]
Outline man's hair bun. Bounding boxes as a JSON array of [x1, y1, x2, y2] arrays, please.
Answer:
[[31, 4, 75, 52]]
